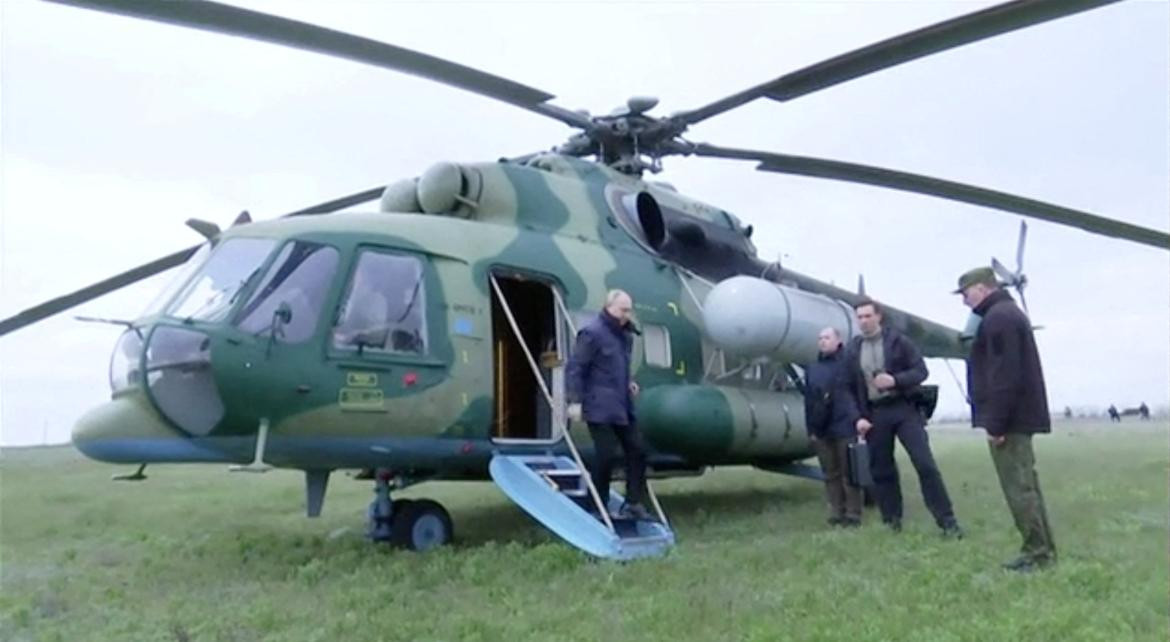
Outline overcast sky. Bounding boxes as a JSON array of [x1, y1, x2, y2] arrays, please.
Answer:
[[2, 0, 1167, 446]]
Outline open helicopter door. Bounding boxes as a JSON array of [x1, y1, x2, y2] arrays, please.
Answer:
[[488, 271, 565, 444], [487, 274, 674, 560]]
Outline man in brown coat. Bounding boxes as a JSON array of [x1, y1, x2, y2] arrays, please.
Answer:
[[956, 267, 1056, 572]]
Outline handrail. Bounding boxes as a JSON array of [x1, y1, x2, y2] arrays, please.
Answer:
[[490, 275, 615, 533]]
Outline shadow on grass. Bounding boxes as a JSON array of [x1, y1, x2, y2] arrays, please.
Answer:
[[450, 482, 824, 549]]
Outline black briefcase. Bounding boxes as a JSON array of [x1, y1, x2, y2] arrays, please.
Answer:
[[847, 437, 873, 487]]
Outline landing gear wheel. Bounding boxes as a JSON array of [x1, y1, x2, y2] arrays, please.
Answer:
[[367, 499, 416, 543], [391, 499, 453, 551]]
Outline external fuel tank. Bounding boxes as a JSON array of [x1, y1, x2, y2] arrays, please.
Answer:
[[701, 275, 859, 364], [638, 384, 810, 462]]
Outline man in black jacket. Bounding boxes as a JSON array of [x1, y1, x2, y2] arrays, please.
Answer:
[[804, 327, 863, 527], [956, 267, 1056, 571], [845, 299, 962, 537]]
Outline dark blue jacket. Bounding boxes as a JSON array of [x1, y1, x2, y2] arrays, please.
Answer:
[[567, 311, 635, 426], [844, 325, 929, 419], [804, 345, 860, 440]]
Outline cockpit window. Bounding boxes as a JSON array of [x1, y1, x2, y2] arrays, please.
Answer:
[[333, 251, 428, 356], [141, 242, 213, 316], [235, 241, 340, 342], [167, 238, 277, 322]]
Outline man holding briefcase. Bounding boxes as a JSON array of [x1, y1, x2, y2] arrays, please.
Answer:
[[844, 300, 963, 538]]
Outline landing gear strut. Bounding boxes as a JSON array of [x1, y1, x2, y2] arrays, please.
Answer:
[[366, 471, 454, 551]]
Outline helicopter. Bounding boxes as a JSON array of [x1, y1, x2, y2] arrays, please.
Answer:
[[2, 0, 1167, 556]]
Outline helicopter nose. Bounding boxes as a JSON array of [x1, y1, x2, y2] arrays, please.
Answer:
[[72, 391, 226, 463]]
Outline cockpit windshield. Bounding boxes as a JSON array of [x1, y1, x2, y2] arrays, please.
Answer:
[[167, 238, 277, 323], [235, 241, 340, 342], [141, 242, 213, 317]]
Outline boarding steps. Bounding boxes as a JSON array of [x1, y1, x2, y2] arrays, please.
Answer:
[[490, 452, 675, 560], [486, 274, 673, 559]]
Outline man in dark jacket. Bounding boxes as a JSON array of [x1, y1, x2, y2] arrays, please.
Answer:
[[566, 289, 651, 521], [956, 266, 1056, 571], [844, 299, 962, 537], [805, 327, 863, 527]]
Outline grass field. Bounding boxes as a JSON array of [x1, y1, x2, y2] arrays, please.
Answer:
[[1, 421, 1167, 641]]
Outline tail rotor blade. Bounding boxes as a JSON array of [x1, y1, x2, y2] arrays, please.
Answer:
[[991, 257, 1015, 284], [1016, 220, 1028, 272]]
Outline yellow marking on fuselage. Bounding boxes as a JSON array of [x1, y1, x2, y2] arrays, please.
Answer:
[[338, 388, 386, 412], [346, 372, 378, 387]]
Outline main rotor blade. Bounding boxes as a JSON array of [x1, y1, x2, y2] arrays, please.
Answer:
[[0, 186, 384, 337], [0, 246, 198, 338], [46, 0, 590, 130], [674, 0, 1121, 126], [692, 143, 1170, 250]]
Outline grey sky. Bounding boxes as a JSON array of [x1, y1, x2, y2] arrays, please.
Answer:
[[1, 0, 1167, 446]]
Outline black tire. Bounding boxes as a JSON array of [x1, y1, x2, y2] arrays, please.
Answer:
[[391, 499, 454, 551], [392, 498, 415, 515]]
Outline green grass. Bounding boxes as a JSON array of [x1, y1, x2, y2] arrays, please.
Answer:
[[2, 421, 1167, 641]]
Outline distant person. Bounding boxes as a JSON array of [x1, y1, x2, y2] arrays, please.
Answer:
[[804, 327, 863, 528], [1063, 406, 1073, 420], [1139, 402, 1150, 421], [566, 289, 652, 521], [955, 267, 1056, 572], [843, 299, 963, 537], [1108, 404, 1121, 423]]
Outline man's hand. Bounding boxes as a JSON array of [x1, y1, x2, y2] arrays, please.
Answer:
[[873, 372, 897, 390], [988, 434, 1006, 447], [567, 403, 582, 423], [856, 418, 873, 435], [629, 381, 640, 398]]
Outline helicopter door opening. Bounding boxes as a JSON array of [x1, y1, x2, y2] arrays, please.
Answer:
[[489, 274, 563, 443]]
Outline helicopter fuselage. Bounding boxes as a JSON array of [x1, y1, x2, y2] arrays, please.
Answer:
[[73, 154, 957, 482]]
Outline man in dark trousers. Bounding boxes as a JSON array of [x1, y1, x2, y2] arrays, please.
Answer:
[[805, 327, 863, 528], [956, 267, 1056, 571], [845, 299, 963, 537], [566, 289, 652, 521]]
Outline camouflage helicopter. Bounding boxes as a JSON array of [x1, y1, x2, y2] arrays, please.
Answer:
[[3, 0, 1167, 557]]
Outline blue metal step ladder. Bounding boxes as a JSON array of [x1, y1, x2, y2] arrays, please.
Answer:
[[489, 452, 675, 560]]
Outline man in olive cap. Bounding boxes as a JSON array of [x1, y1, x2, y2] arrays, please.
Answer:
[[955, 266, 1056, 572]]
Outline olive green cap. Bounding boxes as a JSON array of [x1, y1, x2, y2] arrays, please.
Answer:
[[952, 266, 997, 294]]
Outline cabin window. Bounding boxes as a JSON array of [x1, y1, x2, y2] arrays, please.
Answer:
[[643, 324, 672, 368], [168, 237, 277, 322], [235, 241, 340, 342], [333, 251, 428, 355]]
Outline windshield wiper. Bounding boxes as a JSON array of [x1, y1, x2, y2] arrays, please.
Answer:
[[74, 315, 144, 339]]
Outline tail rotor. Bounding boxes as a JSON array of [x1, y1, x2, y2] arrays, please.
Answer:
[[992, 220, 1030, 315]]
